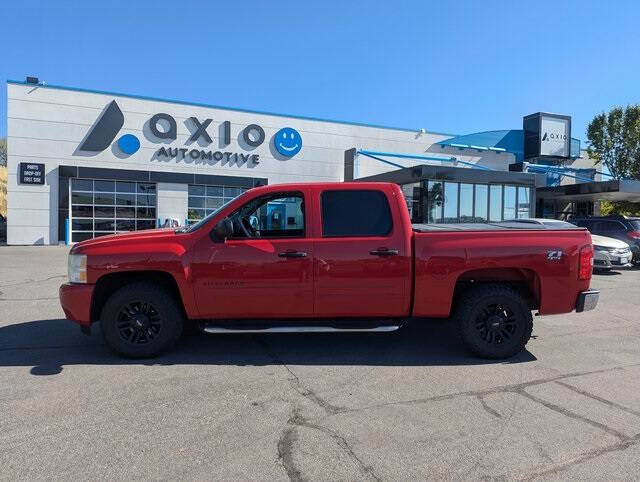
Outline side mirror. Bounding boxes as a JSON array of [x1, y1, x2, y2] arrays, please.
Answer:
[[212, 218, 233, 242]]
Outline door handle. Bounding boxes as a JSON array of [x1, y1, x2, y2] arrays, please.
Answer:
[[278, 251, 308, 258], [369, 249, 399, 256]]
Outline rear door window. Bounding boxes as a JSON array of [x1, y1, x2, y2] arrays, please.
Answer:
[[628, 220, 640, 230], [599, 221, 625, 234], [321, 190, 392, 237], [575, 220, 592, 229]]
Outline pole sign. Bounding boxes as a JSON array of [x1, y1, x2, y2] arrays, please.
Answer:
[[19, 162, 45, 185]]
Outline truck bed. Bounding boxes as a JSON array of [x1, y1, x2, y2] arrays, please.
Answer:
[[410, 224, 592, 318], [412, 222, 581, 232]]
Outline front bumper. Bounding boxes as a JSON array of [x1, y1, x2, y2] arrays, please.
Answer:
[[59, 283, 95, 326], [594, 250, 632, 269], [576, 289, 599, 313]]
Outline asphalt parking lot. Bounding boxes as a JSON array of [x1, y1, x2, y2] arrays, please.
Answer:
[[1, 246, 639, 480]]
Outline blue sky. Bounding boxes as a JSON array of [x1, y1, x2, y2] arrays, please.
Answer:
[[2, 0, 640, 142]]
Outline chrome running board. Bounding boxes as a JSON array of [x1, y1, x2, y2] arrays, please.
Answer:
[[202, 325, 400, 334]]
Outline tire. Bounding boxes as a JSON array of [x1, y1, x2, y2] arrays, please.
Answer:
[[100, 282, 184, 358], [455, 284, 533, 359]]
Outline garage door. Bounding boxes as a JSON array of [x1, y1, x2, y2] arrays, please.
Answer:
[[70, 179, 157, 242]]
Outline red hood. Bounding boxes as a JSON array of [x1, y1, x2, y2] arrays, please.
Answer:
[[71, 228, 181, 252]]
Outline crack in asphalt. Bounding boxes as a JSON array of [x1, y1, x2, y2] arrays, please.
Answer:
[[555, 380, 640, 418], [0, 274, 66, 288], [477, 394, 502, 418], [253, 337, 379, 481], [347, 364, 637, 414], [0, 297, 59, 302], [522, 433, 640, 481], [277, 410, 304, 482], [278, 406, 382, 482], [0, 343, 103, 352], [516, 388, 628, 440], [260, 355, 640, 480]]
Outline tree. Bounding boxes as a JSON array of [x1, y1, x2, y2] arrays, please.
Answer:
[[587, 105, 640, 180], [0, 138, 6, 167]]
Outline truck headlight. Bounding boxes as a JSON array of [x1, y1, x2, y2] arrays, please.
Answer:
[[68, 254, 87, 283]]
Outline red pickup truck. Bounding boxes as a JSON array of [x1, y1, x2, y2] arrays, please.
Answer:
[[60, 182, 598, 359]]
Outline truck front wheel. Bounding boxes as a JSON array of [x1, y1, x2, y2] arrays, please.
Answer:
[[100, 282, 184, 358], [455, 284, 533, 359]]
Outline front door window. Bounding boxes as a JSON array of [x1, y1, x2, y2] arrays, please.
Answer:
[[228, 193, 305, 239]]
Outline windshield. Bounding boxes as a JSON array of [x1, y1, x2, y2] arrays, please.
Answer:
[[178, 197, 238, 233], [630, 220, 640, 230]]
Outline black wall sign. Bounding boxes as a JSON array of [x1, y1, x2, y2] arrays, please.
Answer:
[[19, 162, 45, 184]]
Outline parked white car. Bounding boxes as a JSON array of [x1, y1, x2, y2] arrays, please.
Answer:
[[591, 234, 633, 270]]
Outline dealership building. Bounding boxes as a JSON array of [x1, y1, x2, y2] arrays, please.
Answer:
[[7, 78, 638, 245]]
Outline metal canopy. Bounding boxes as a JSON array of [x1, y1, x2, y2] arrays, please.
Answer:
[[356, 163, 543, 187], [536, 180, 640, 202]]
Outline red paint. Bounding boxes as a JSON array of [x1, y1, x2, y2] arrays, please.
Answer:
[[59, 283, 94, 325], [59, 182, 595, 326]]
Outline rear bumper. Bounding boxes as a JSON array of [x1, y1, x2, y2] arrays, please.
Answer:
[[576, 289, 599, 313], [59, 283, 95, 326]]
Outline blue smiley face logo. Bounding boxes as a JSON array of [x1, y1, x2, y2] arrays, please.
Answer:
[[274, 127, 302, 157]]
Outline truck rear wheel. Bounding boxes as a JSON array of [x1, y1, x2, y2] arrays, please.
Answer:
[[100, 282, 184, 358], [455, 284, 533, 359]]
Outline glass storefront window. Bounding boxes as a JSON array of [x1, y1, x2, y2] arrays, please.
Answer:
[[443, 182, 459, 223], [401, 183, 422, 223], [489, 185, 502, 222], [399, 180, 531, 224], [459, 183, 473, 222], [517, 186, 531, 218], [474, 184, 488, 222], [427, 181, 443, 223], [70, 179, 157, 242], [504, 185, 516, 220]]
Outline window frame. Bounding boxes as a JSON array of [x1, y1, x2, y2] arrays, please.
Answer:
[[227, 191, 307, 240], [320, 189, 394, 238]]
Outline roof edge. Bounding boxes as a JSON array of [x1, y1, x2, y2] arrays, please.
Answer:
[[7, 79, 458, 137]]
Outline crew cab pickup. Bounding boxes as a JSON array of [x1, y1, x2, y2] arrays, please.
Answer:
[[60, 182, 599, 359]]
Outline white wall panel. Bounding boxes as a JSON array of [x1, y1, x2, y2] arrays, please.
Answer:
[[6, 81, 489, 245]]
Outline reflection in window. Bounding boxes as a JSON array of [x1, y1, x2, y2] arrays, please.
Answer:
[[517, 187, 530, 218], [187, 184, 248, 224], [443, 182, 459, 223], [401, 183, 422, 223], [474, 185, 488, 222], [427, 181, 443, 223], [459, 184, 473, 222], [504, 185, 516, 220], [489, 185, 502, 222]]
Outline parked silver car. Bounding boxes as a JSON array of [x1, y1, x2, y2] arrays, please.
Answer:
[[504, 218, 632, 271], [591, 234, 633, 270]]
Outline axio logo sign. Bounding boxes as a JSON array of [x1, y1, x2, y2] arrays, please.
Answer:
[[78, 101, 140, 155], [78, 100, 303, 164], [539, 115, 570, 158]]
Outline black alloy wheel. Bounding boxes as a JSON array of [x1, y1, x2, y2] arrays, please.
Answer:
[[100, 282, 184, 358], [456, 284, 533, 359], [116, 300, 163, 346], [473, 303, 518, 346]]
